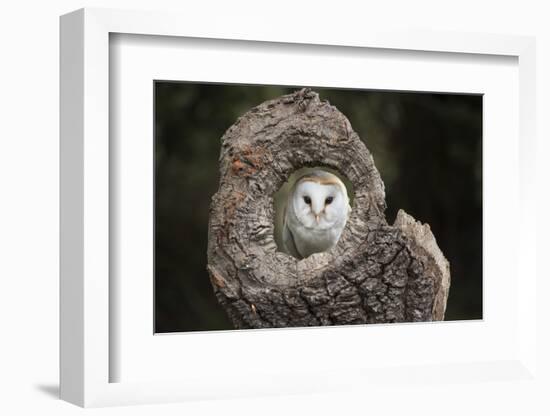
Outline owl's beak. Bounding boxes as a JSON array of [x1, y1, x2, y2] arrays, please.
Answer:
[[315, 214, 320, 223]]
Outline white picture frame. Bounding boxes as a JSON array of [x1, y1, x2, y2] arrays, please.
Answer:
[[60, 7, 537, 408]]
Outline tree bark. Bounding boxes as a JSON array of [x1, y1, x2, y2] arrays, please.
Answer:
[[207, 88, 450, 329]]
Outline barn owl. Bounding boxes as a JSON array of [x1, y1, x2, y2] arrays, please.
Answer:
[[282, 170, 351, 259]]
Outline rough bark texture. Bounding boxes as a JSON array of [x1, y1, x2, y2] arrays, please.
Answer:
[[207, 88, 450, 329]]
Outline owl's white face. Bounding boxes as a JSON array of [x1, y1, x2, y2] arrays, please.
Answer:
[[292, 180, 349, 230]]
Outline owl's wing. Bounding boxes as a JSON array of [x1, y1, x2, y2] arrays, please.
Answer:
[[282, 211, 302, 259]]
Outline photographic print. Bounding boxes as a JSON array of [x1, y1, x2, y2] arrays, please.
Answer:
[[154, 82, 482, 332]]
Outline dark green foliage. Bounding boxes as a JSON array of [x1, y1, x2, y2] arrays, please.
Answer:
[[154, 82, 482, 332]]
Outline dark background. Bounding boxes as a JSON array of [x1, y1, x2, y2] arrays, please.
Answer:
[[154, 82, 482, 333]]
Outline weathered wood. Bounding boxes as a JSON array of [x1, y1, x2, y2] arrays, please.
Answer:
[[207, 88, 450, 329]]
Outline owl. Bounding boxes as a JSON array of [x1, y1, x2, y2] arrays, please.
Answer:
[[282, 170, 351, 259]]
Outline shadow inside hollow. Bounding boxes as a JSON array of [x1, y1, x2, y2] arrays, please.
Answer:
[[35, 384, 59, 399]]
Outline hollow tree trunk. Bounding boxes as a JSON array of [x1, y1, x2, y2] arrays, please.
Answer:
[[207, 88, 450, 329]]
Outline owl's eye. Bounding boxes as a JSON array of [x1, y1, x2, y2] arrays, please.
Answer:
[[303, 196, 311, 205], [325, 196, 334, 205]]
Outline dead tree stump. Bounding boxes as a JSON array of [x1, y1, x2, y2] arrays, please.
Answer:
[[207, 88, 450, 329]]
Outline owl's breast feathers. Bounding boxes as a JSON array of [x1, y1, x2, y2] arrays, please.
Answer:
[[289, 219, 345, 259], [283, 203, 347, 259]]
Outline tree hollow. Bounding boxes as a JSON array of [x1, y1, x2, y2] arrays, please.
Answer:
[[207, 88, 450, 329]]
